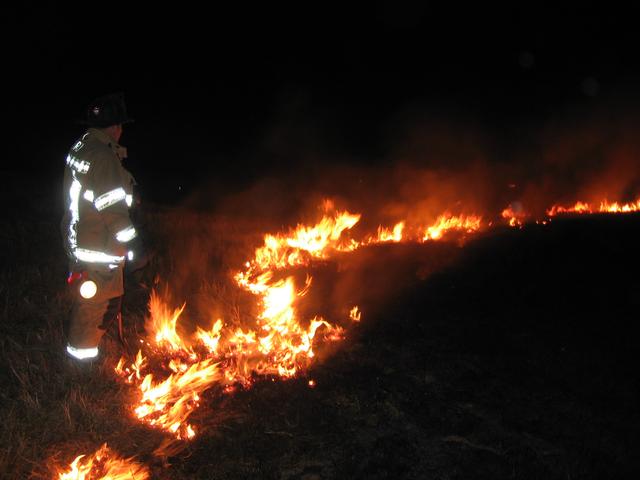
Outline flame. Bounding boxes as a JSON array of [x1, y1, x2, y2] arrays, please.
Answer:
[[423, 213, 483, 241], [501, 206, 527, 228], [231, 275, 344, 379], [547, 198, 640, 216], [56, 443, 149, 480], [600, 199, 640, 213], [196, 319, 223, 354], [146, 290, 188, 352], [501, 197, 640, 227], [120, 195, 640, 443], [61, 193, 640, 477], [247, 210, 361, 274], [115, 204, 495, 441], [133, 359, 220, 439], [365, 222, 405, 244], [115, 350, 145, 383], [360, 215, 486, 246], [116, 274, 344, 439], [114, 194, 640, 445]]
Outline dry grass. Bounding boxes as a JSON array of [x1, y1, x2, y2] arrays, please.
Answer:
[[2, 184, 640, 479], [0, 194, 297, 479]]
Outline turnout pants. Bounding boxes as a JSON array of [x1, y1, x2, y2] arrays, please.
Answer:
[[68, 265, 124, 350]]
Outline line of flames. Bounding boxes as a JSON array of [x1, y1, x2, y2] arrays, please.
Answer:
[[108, 208, 488, 453], [56, 195, 640, 478], [546, 199, 640, 216], [500, 198, 640, 227]]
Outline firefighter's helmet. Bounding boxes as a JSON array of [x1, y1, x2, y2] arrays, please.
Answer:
[[83, 92, 134, 128]]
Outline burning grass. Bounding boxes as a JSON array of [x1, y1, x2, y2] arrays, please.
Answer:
[[2, 179, 640, 478], [55, 443, 149, 480]]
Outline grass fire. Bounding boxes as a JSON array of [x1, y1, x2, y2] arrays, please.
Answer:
[[35, 190, 640, 478], [6, 4, 640, 478], [4, 119, 640, 477]]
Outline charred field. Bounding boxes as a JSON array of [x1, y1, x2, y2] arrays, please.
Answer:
[[1, 181, 640, 480]]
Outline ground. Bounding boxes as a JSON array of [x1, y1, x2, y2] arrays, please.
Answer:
[[1, 181, 639, 479]]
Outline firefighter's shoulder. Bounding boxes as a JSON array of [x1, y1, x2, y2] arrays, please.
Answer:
[[84, 147, 117, 176], [80, 130, 117, 160], [83, 147, 122, 193]]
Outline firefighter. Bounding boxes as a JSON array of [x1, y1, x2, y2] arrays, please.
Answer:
[[61, 92, 138, 361]]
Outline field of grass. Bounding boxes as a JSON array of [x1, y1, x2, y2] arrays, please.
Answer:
[[1, 178, 639, 479]]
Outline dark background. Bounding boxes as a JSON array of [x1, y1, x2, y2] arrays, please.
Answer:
[[3, 2, 640, 203]]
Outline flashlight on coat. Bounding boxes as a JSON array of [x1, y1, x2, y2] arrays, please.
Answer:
[[67, 271, 97, 299], [79, 280, 97, 298]]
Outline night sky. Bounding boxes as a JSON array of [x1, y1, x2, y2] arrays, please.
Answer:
[[4, 2, 640, 203]]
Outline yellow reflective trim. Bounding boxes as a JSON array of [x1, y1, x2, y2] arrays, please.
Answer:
[[83, 190, 94, 202], [116, 226, 137, 243], [66, 345, 99, 360], [94, 187, 126, 211], [67, 178, 81, 251], [74, 248, 125, 264], [66, 154, 90, 174]]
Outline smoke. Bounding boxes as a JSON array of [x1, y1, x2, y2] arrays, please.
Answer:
[[518, 105, 640, 213], [148, 94, 640, 332]]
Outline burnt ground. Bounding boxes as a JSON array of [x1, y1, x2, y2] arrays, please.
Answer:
[[170, 216, 640, 480], [1, 184, 640, 479]]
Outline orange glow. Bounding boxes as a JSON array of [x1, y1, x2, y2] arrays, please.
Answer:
[[349, 306, 361, 322], [56, 443, 149, 480]]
